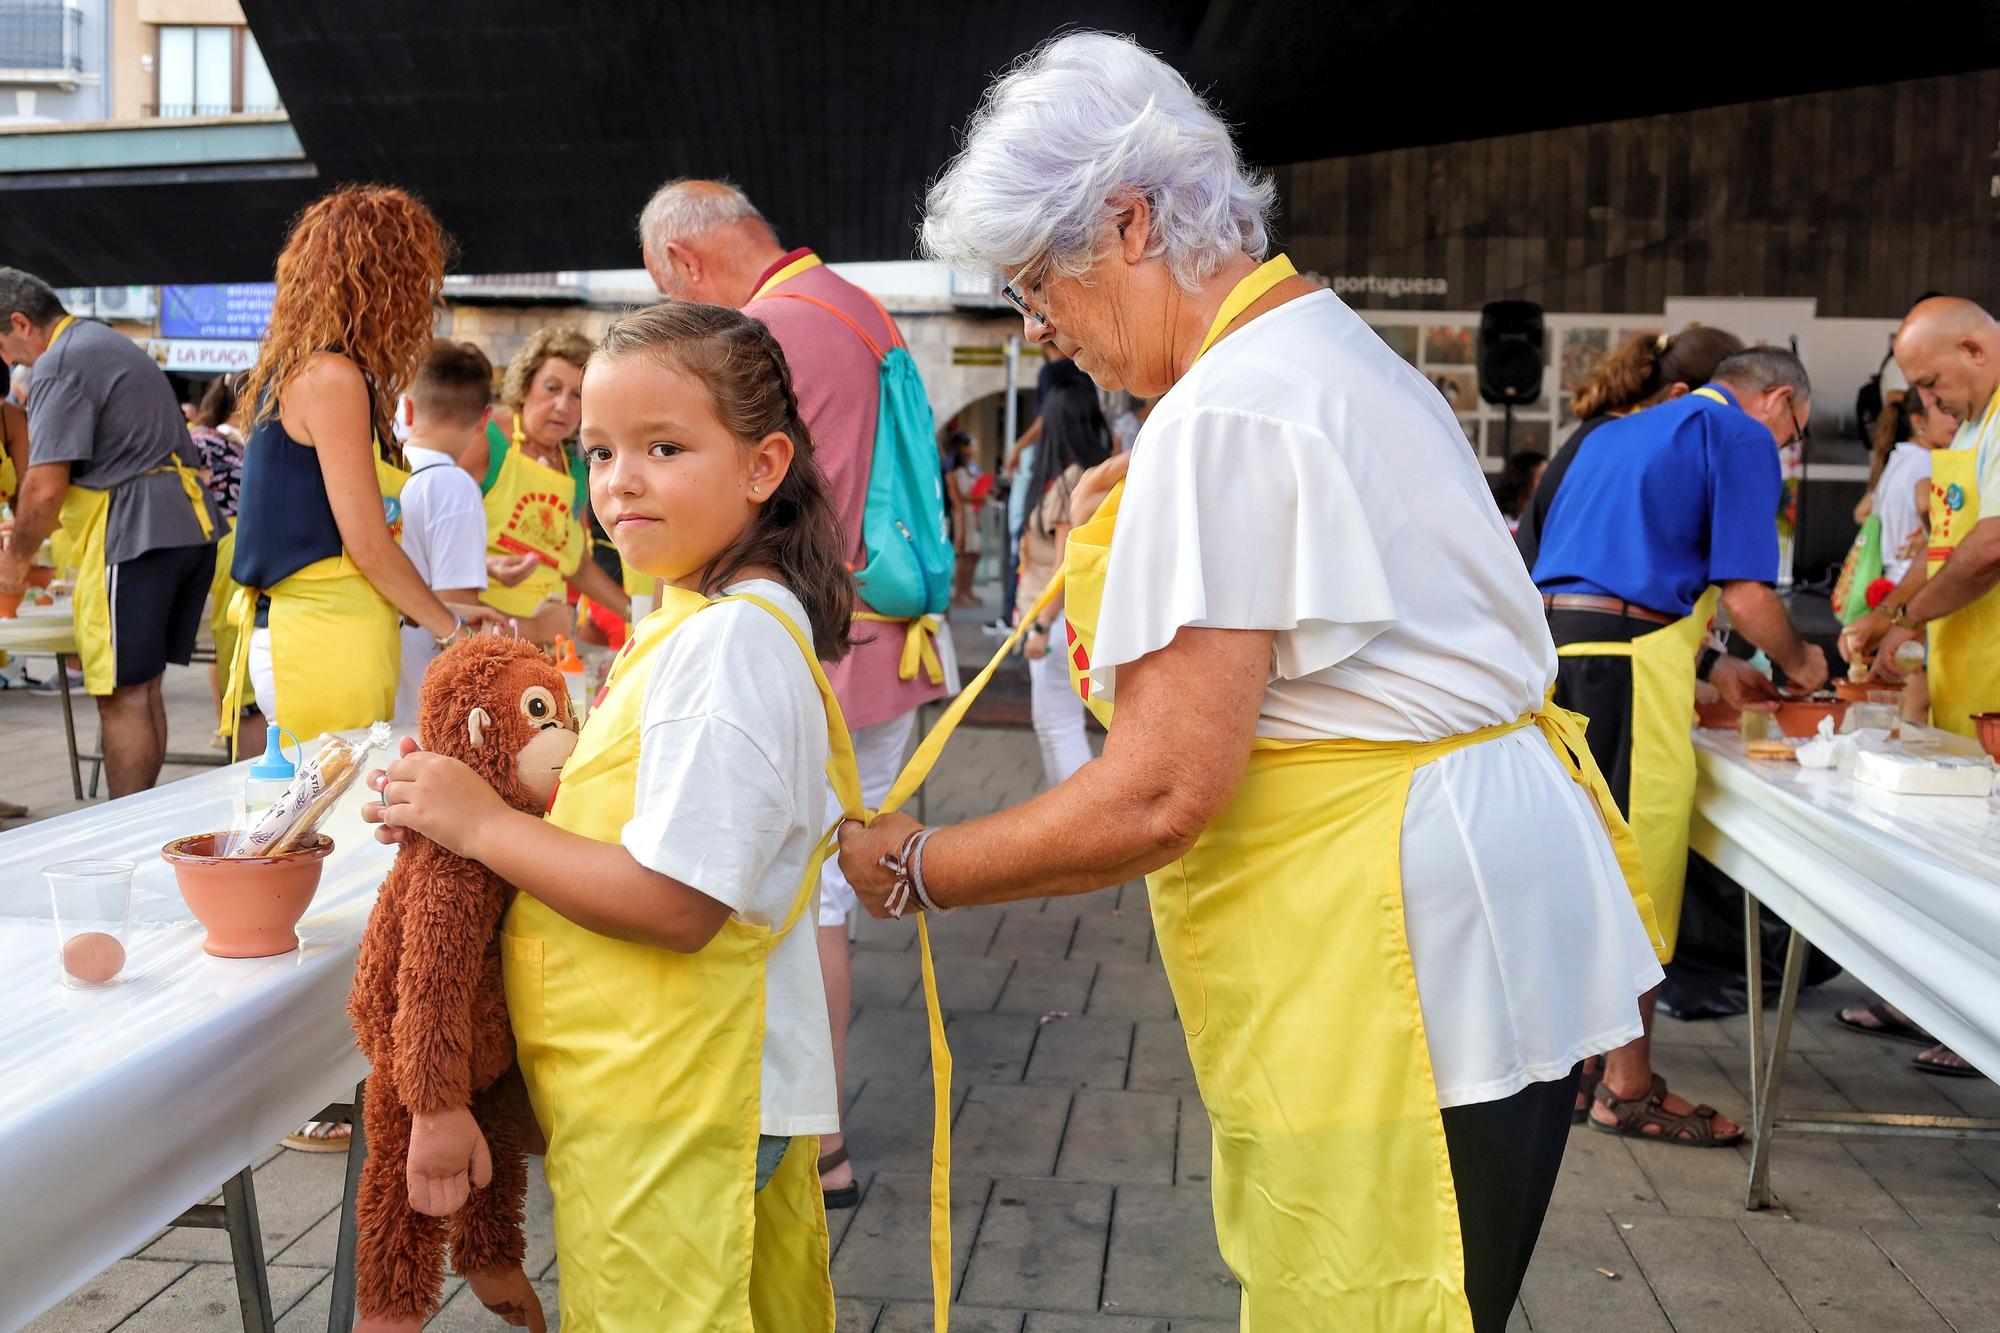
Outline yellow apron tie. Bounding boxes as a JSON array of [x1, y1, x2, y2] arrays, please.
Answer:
[[869, 253, 1303, 1330], [854, 611, 944, 684]]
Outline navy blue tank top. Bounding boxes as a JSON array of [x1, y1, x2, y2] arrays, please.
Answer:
[[231, 408, 346, 589]]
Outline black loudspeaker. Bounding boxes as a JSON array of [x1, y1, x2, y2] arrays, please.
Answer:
[[1478, 300, 1545, 406]]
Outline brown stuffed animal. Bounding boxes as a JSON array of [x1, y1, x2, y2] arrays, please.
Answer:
[[348, 636, 578, 1332]]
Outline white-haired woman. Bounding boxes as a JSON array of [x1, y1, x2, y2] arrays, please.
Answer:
[[839, 31, 1667, 1332]]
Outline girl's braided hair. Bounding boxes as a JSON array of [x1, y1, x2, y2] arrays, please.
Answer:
[[595, 302, 856, 660]]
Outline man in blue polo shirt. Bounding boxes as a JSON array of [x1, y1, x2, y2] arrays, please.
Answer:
[[1534, 347, 1826, 1148]]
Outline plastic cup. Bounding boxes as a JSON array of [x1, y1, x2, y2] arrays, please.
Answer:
[[45, 859, 135, 988]]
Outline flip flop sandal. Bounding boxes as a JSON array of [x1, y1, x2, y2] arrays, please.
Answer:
[[1590, 1073, 1744, 1147], [1835, 1002, 1933, 1046], [1912, 1046, 1983, 1078], [1573, 1056, 1604, 1125], [818, 1145, 860, 1211], [283, 1120, 352, 1153]]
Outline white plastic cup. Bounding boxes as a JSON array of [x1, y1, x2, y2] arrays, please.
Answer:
[[46, 859, 135, 989]]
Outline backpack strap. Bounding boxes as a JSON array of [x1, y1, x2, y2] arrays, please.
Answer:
[[763, 289, 907, 360]]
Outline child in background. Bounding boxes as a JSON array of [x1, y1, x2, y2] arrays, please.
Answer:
[[365, 302, 858, 1330], [393, 342, 497, 725]]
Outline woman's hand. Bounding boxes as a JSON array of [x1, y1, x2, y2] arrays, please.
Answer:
[[1069, 452, 1130, 528], [366, 741, 508, 856], [836, 812, 924, 919], [488, 552, 541, 587], [1024, 624, 1051, 661]]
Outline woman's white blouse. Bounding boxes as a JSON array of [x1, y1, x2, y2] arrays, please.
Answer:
[[1095, 289, 1662, 1107]]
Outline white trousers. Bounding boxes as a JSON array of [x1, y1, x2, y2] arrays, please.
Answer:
[[1029, 613, 1092, 790], [818, 709, 918, 926]]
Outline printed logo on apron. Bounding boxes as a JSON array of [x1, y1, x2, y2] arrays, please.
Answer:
[[502, 489, 571, 565]]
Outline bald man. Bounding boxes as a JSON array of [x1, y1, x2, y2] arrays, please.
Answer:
[[1843, 296, 2000, 735]]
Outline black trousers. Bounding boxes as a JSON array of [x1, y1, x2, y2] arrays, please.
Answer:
[[1546, 609, 1643, 816], [1441, 1067, 1582, 1330]]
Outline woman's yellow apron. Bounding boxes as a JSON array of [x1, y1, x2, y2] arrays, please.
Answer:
[[502, 587, 862, 1332], [220, 443, 408, 751], [44, 316, 218, 695], [1550, 584, 1719, 962], [480, 416, 587, 618], [869, 256, 1662, 1331], [1924, 389, 2000, 736]]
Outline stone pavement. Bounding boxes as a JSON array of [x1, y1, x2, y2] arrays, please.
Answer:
[[11, 649, 2000, 1332]]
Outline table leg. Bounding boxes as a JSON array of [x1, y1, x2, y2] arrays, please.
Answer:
[[327, 1081, 366, 1333], [55, 654, 82, 801], [1745, 928, 1811, 1211], [1743, 890, 1765, 1168], [220, 1166, 276, 1333]]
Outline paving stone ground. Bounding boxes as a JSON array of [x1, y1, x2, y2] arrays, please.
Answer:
[[9, 603, 2000, 1332]]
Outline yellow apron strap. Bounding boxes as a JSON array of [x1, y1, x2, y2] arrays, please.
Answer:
[[1555, 641, 1637, 658], [219, 582, 259, 762], [151, 457, 216, 542], [854, 611, 945, 684], [1531, 696, 1667, 956], [1197, 255, 1297, 356], [751, 250, 824, 301]]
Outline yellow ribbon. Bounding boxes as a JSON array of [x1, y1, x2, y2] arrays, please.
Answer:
[[750, 250, 824, 301], [854, 611, 944, 684]]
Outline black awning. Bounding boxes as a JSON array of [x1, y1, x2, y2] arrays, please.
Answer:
[[10, 1, 2000, 284]]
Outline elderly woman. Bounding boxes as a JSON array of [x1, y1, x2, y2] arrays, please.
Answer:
[[839, 32, 1666, 1332], [456, 325, 631, 643]]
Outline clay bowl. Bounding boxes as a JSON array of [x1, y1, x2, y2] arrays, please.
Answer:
[[162, 832, 333, 958], [1694, 699, 1741, 730], [24, 566, 53, 589], [1971, 713, 2000, 763], [0, 588, 21, 619], [1835, 677, 1903, 703], [1773, 697, 1850, 739]]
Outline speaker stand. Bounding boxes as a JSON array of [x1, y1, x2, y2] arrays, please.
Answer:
[[1502, 402, 1515, 454]]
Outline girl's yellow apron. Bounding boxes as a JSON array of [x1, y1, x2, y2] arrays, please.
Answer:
[[480, 416, 588, 618], [1925, 389, 2000, 736], [501, 586, 862, 1332], [220, 442, 408, 751], [40, 319, 218, 696], [873, 256, 1664, 1331]]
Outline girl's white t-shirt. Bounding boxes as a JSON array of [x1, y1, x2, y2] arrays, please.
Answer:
[[620, 579, 838, 1136], [1089, 289, 1662, 1108], [1873, 442, 1932, 583]]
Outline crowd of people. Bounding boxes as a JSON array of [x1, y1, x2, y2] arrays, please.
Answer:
[[4, 25, 1999, 1333]]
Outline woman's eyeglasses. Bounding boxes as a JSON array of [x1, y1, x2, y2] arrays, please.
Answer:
[[1001, 264, 1049, 331]]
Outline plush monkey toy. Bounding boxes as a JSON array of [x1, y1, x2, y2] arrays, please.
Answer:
[[348, 636, 578, 1332]]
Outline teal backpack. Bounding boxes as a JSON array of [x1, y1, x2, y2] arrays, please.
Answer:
[[766, 291, 952, 618]]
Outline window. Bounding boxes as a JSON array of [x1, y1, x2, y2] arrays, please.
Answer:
[[152, 25, 283, 118]]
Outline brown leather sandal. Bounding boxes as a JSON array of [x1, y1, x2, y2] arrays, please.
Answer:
[[1573, 1056, 1604, 1125], [1590, 1073, 1743, 1147]]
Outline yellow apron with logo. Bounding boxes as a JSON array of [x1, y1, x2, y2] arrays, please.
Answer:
[[1552, 584, 1719, 962], [870, 257, 1661, 1330], [221, 442, 407, 750], [502, 586, 861, 1332], [1925, 390, 2000, 736], [481, 416, 587, 618]]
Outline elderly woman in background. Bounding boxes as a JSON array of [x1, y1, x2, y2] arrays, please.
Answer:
[[456, 325, 631, 644], [839, 32, 1667, 1331]]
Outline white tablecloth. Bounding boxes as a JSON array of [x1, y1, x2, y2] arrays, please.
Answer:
[[0, 597, 77, 655], [0, 735, 398, 1328], [1690, 730, 2000, 1077]]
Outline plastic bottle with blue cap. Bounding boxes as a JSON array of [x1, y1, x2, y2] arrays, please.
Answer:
[[244, 724, 302, 813]]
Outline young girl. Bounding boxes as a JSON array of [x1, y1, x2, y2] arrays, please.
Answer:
[[366, 302, 859, 1331]]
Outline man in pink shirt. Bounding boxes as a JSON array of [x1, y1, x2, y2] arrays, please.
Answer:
[[640, 179, 948, 1207]]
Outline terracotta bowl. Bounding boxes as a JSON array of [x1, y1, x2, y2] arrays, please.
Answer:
[[162, 832, 333, 958], [24, 566, 53, 589], [1835, 677, 1903, 703], [1972, 713, 2000, 763], [1773, 697, 1850, 739], [1694, 699, 1741, 730], [0, 589, 20, 619]]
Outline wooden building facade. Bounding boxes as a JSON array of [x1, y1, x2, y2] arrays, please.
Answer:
[[1273, 70, 2000, 319]]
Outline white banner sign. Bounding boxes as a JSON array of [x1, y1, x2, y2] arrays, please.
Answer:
[[140, 338, 260, 373]]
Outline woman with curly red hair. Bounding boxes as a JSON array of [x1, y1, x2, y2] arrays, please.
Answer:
[[227, 185, 499, 747]]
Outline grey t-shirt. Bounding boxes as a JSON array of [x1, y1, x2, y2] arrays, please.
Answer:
[[27, 318, 221, 565]]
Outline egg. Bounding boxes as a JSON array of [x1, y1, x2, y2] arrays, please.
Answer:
[[62, 931, 125, 984]]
